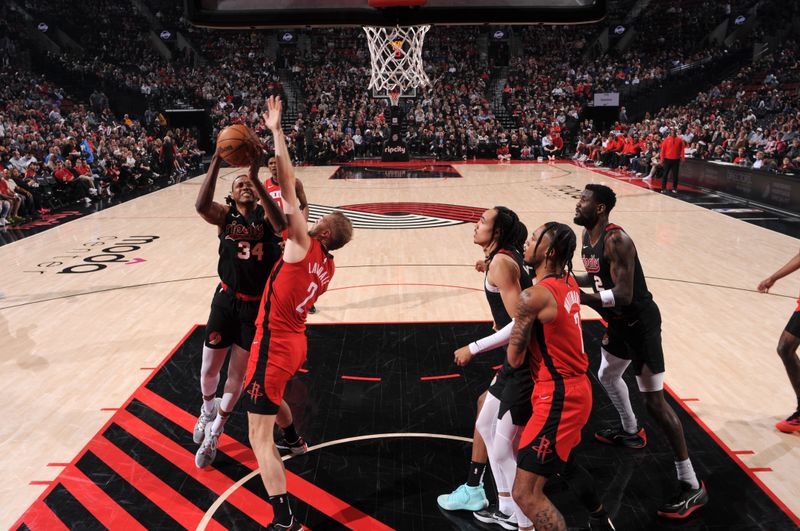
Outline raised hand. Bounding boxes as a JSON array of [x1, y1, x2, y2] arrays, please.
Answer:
[[262, 96, 283, 132]]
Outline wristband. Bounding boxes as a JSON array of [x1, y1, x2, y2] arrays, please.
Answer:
[[600, 289, 615, 308]]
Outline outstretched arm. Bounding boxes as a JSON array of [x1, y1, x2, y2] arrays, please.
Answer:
[[264, 96, 311, 260], [507, 288, 540, 368], [758, 249, 800, 293], [580, 230, 636, 310], [194, 152, 227, 227], [295, 178, 309, 221]]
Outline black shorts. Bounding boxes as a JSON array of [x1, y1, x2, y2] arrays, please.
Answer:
[[488, 357, 510, 400], [785, 311, 800, 338], [204, 285, 260, 350], [498, 364, 534, 426], [602, 301, 665, 375]]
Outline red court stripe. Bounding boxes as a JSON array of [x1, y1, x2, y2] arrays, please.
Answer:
[[733, 450, 755, 455], [420, 374, 461, 381], [47, 463, 70, 467], [680, 398, 700, 402], [29, 481, 53, 485], [101, 407, 120, 411], [10, 325, 202, 531], [492, 364, 502, 370], [749, 467, 774, 473], [341, 376, 382, 381], [135, 388, 392, 530], [140, 367, 157, 370], [135, 387, 259, 469], [664, 383, 800, 526], [298, 367, 309, 373], [286, 472, 393, 531], [113, 409, 272, 526], [88, 436, 226, 531], [60, 467, 146, 530], [21, 501, 69, 531]]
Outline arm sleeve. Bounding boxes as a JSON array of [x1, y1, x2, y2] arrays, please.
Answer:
[[468, 320, 515, 355]]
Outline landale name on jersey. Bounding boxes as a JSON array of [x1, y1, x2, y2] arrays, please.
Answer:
[[224, 220, 265, 241], [309, 260, 331, 288], [582, 256, 600, 273]]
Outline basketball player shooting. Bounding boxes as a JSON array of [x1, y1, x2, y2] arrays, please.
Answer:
[[243, 96, 353, 531], [192, 143, 286, 469]]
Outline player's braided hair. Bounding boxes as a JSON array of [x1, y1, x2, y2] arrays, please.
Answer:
[[534, 221, 577, 284], [488, 206, 528, 261]]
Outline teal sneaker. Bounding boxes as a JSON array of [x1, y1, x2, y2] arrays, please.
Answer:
[[437, 483, 489, 511]]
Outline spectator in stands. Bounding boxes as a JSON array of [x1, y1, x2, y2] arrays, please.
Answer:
[[752, 151, 767, 170], [0, 170, 23, 223]]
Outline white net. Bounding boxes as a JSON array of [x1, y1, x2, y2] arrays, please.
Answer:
[[363, 25, 431, 93]]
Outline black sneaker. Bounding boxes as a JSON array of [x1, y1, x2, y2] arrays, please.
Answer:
[[276, 435, 308, 456], [266, 517, 303, 530], [657, 480, 708, 519], [594, 426, 647, 449], [308, 305, 317, 315]]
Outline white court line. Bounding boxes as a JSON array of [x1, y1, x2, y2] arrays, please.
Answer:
[[197, 432, 473, 530]]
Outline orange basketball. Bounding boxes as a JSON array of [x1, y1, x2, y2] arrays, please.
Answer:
[[216, 124, 255, 166]]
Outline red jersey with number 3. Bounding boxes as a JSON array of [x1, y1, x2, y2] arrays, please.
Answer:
[[257, 238, 334, 334], [527, 275, 588, 382], [265, 178, 291, 239]]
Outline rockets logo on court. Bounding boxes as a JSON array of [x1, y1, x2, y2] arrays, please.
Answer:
[[308, 202, 484, 230]]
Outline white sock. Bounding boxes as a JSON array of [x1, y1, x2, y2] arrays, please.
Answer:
[[498, 494, 513, 515], [202, 396, 216, 416], [675, 458, 699, 489], [210, 410, 229, 436], [598, 349, 638, 433]]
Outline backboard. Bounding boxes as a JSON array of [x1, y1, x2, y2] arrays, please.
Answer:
[[186, 0, 607, 29]]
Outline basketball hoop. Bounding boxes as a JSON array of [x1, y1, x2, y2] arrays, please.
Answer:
[[363, 24, 431, 93]]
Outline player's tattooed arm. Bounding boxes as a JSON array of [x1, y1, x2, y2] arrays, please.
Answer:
[[580, 230, 635, 308], [605, 230, 635, 306], [508, 288, 537, 369], [195, 152, 227, 227]]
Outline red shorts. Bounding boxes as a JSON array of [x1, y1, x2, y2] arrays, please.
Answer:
[[517, 375, 592, 476], [243, 328, 307, 415]]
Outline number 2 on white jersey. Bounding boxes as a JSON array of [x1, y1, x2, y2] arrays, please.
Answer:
[[295, 281, 318, 313]]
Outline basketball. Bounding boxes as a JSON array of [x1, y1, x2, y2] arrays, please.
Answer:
[[216, 124, 255, 166]]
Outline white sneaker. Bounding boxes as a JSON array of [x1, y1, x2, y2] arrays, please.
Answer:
[[195, 423, 219, 468], [89, 187, 98, 195], [193, 397, 220, 444], [83, 197, 92, 206], [474, 508, 517, 530], [0, 218, 7, 227]]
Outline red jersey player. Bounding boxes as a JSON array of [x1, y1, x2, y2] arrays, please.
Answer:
[[244, 96, 353, 531], [507, 222, 613, 531]]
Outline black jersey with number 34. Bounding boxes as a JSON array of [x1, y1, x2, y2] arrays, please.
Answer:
[[218, 205, 282, 297], [581, 223, 653, 320]]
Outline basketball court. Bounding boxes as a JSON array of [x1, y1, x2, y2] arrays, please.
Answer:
[[3, 161, 799, 529]]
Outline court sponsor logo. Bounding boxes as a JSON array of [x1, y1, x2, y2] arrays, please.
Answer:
[[25, 235, 159, 274], [310, 202, 484, 230]]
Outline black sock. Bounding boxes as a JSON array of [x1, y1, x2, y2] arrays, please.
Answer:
[[268, 494, 293, 525], [282, 423, 299, 443], [466, 461, 486, 487]]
